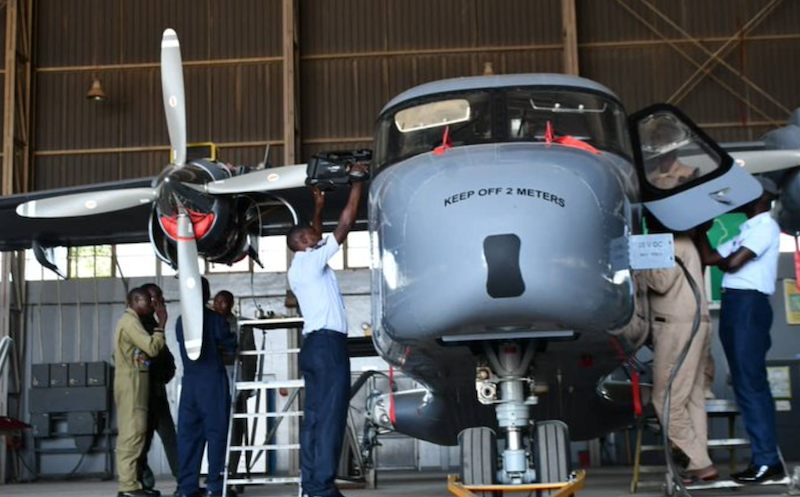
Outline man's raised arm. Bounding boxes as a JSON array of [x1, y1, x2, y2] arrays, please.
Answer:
[[311, 187, 325, 237], [333, 166, 366, 245]]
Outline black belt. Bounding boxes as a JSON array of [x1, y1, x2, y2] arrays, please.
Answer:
[[307, 329, 346, 339], [721, 288, 767, 296]]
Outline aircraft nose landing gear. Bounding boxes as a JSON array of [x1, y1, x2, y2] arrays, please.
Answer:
[[452, 340, 581, 496], [476, 341, 539, 484]]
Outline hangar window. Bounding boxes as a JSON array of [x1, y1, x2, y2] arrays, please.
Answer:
[[325, 233, 345, 270], [161, 261, 178, 277], [70, 245, 113, 279], [255, 235, 288, 273], [346, 231, 371, 268], [24, 249, 64, 281], [780, 233, 799, 253], [116, 243, 157, 278], [208, 257, 250, 273], [160, 257, 204, 277]]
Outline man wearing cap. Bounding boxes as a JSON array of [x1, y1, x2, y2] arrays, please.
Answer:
[[694, 176, 783, 483]]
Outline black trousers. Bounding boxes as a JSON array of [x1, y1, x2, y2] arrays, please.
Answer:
[[299, 330, 350, 497]]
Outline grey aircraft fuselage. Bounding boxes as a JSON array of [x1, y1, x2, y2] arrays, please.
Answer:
[[366, 74, 649, 445]]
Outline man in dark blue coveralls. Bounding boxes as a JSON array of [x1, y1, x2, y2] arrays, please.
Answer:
[[175, 277, 237, 497], [287, 170, 364, 497]]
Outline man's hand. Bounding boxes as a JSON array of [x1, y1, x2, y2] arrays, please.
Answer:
[[348, 163, 369, 182], [310, 186, 325, 206], [310, 186, 325, 235], [154, 300, 168, 328]]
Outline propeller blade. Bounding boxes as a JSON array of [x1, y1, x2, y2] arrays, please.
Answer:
[[177, 209, 204, 361], [161, 28, 187, 166], [16, 188, 157, 218], [731, 149, 800, 174], [204, 165, 308, 194]]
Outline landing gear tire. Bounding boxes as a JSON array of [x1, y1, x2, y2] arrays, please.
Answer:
[[534, 420, 571, 484], [459, 427, 498, 491]]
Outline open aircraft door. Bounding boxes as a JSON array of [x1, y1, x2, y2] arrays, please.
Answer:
[[630, 104, 762, 231]]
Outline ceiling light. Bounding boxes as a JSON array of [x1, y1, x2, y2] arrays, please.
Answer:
[[86, 75, 106, 102]]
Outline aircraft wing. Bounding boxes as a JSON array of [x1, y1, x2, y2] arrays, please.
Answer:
[[0, 176, 369, 252], [722, 141, 800, 174], [0, 178, 156, 252], [254, 183, 369, 236]]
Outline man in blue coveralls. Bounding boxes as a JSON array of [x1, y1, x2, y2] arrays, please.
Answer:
[[287, 168, 365, 497], [175, 277, 237, 497]]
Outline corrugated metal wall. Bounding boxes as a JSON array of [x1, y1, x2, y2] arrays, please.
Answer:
[[22, 269, 444, 476], [33, 0, 284, 189], [0, 6, 6, 124], [29, 0, 800, 191], [0, 6, 7, 131]]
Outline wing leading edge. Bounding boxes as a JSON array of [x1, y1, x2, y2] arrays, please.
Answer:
[[0, 178, 156, 251]]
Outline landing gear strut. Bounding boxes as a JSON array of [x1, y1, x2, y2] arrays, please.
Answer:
[[475, 341, 538, 483]]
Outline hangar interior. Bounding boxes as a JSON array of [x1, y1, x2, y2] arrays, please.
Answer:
[[1, 0, 800, 496]]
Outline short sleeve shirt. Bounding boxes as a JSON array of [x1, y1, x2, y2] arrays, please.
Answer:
[[717, 212, 780, 295], [287, 235, 347, 335]]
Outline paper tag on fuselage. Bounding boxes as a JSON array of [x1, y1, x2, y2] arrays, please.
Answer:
[[629, 234, 675, 270]]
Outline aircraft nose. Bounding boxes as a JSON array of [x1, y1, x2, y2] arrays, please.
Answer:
[[369, 143, 634, 340], [483, 234, 525, 298]]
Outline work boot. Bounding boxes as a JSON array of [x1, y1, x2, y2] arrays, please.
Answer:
[[732, 464, 784, 484]]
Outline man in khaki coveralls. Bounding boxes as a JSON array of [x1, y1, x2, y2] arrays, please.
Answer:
[[114, 287, 167, 497], [645, 234, 717, 483]]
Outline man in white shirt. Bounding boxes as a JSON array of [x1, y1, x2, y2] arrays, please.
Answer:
[[694, 176, 783, 484], [287, 174, 364, 497]]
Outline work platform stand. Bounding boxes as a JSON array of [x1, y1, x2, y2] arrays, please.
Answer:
[[629, 399, 797, 494], [223, 317, 305, 496]]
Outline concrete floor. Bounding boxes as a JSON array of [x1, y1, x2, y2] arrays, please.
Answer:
[[1, 466, 797, 497]]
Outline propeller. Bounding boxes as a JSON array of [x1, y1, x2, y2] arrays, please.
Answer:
[[16, 187, 157, 218], [203, 164, 308, 194], [162, 30, 205, 361], [176, 204, 204, 361], [161, 28, 187, 167], [731, 149, 800, 174], [16, 28, 189, 219]]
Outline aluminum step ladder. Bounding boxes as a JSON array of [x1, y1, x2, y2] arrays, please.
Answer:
[[630, 399, 752, 493], [223, 317, 305, 496]]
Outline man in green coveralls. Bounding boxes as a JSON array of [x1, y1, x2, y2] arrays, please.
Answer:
[[114, 287, 167, 497]]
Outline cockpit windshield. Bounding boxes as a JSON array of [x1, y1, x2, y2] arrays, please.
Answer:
[[374, 87, 633, 169]]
